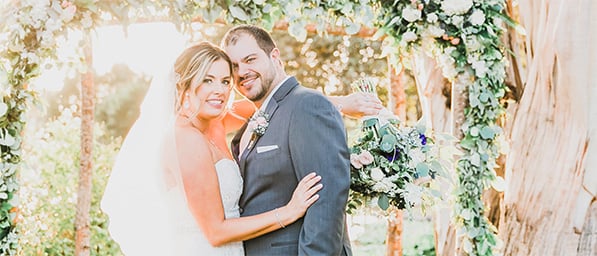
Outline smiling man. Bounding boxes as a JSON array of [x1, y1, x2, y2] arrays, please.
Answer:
[[222, 25, 353, 256]]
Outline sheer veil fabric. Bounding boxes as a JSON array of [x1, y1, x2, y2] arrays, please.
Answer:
[[101, 66, 179, 255]]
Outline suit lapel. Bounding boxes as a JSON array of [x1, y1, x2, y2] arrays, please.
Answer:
[[238, 77, 299, 172], [231, 122, 246, 164]]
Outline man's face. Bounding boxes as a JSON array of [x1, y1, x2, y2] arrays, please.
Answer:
[[224, 34, 276, 105]]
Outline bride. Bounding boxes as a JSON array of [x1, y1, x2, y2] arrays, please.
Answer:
[[101, 42, 322, 255]]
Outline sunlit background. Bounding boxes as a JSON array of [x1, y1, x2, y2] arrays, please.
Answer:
[[20, 22, 430, 255]]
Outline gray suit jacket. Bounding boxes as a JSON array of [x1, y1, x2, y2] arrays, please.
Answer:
[[231, 77, 352, 256]]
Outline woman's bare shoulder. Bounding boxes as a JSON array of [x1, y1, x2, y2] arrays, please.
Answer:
[[173, 125, 214, 172]]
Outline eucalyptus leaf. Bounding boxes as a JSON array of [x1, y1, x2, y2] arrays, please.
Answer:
[[463, 238, 473, 253], [470, 97, 480, 107], [460, 137, 475, 150], [491, 176, 506, 192], [377, 194, 389, 210], [0, 133, 15, 146], [416, 163, 429, 177], [461, 208, 473, 220], [345, 20, 361, 35], [479, 92, 490, 102], [480, 126, 495, 139], [470, 126, 479, 137], [228, 5, 249, 21], [470, 153, 481, 167], [0, 102, 7, 117], [362, 118, 379, 128], [380, 134, 397, 153], [288, 21, 307, 42]]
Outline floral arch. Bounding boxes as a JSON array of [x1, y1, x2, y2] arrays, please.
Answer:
[[0, 0, 510, 255]]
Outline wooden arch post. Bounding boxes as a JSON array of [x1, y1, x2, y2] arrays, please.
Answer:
[[75, 33, 95, 256]]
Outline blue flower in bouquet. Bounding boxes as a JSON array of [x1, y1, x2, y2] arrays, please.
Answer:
[[346, 78, 455, 214]]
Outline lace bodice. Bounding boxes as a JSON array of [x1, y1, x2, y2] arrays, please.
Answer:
[[216, 159, 244, 219], [165, 158, 244, 256]]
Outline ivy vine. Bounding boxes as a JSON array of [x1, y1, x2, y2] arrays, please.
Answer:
[[0, 0, 510, 255]]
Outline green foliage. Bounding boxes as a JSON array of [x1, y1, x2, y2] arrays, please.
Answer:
[[2, 0, 510, 254], [43, 64, 151, 139], [351, 209, 436, 256], [18, 105, 122, 255]]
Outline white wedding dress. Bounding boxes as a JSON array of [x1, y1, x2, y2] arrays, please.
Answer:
[[102, 67, 245, 255], [164, 158, 245, 256]]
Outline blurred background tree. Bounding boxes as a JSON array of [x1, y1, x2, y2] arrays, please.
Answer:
[[20, 23, 424, 255], [19, 105, 122, 255]]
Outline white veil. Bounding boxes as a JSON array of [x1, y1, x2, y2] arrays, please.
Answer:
[[101, 65, 179, 255]]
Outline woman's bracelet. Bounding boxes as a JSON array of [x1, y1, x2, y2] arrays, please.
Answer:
[[274, 208, 286, 229]]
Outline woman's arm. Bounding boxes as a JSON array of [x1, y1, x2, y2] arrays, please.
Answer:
[[221, 98, 256, 133], [222, 92, 384, 133], [176, 130, 321, 247]]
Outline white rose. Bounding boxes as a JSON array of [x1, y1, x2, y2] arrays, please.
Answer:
[[370, 167, 385, 182], [402, 7, 422, 22], [441, 0, 473, 16], [81, 13, 93, 29], [451, 15, 464, 26], [427, 25, 445, 38], [402, 31, 418, 42], [471, 60, 488, 77], [427, 13, 438, 23], [469, 9, 486, 26], [464, 35, 482, 52], [439, 48, 458, 78], [403, 183, 423, 205], [372, 178, 397, 193], [61, 5, 77, 22]]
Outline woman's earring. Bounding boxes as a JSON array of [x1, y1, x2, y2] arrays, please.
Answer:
[[184, 93, 190, 109]]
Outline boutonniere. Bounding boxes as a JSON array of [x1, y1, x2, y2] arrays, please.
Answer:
[[248, 110, 270, 137]]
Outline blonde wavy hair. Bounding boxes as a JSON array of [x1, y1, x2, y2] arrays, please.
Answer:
[[173, 42, 233, 114]]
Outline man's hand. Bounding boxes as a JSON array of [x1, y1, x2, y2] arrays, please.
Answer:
[[331, 92, 384, 118]]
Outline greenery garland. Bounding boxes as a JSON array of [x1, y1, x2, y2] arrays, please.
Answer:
[[377, 0, 509, 255], [1, 0, 509, 255]]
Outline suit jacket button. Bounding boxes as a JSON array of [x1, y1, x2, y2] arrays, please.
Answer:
[[239, 207, 243, 214]]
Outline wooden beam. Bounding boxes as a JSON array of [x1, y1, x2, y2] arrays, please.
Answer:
[[103, 16, 380, 38]]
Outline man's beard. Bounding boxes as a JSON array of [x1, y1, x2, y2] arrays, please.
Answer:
[[249, 71, 274, 102]]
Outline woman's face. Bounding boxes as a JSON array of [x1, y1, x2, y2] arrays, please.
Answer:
[[187, 59, 232, 120]]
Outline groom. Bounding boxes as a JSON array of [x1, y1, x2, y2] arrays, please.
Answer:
[[223, 25, 353, 255]]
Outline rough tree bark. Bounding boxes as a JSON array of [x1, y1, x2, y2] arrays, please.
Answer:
[[386, 209, 403, 256], [75, 34, 94, 256], [499, 1, 594, 255], [386, 59, 406, 256], [409, 52, 454, 255], [575, 2, 597, 254]]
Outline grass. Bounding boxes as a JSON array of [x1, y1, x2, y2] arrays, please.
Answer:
[[349, 208, 436, 256]]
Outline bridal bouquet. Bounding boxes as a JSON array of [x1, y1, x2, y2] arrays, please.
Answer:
[[347, 78, 455, 214]]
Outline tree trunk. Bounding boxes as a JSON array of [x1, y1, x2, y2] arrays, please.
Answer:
[[386, 59, 406, 256], [575, 1, 597, 254], [499, 1, 592, 255], [445, 72, 470, 256], [75, 34, 94, 256], [410, 52, 454, 255], [389, 61, 407, 121], [386, 209, 403, 256], [577, 200, 597, 255]]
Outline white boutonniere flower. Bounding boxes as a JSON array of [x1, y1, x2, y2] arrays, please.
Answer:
[[248, 110, 269, 137]]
